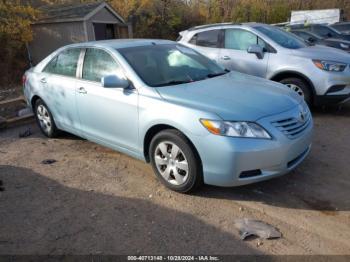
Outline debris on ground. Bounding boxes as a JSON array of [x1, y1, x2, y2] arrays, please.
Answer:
[[234, 218, 282, 240], [19, 128, 32, 138], [257, 240, 263, 247], [41, 159, 57, 165], [253, 189, 264, 195]]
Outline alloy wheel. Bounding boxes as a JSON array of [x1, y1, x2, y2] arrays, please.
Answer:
[[36, 104, 52, 134], [285, 83, 305, 98], [154, 141, 189, 186]]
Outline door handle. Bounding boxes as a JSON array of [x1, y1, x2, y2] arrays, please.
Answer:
[[40, 77, 47, 83], [221, 56, 231, 60], [78, 87, 87, 94]]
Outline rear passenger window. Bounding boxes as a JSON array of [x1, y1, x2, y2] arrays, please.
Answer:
[[44, 48, 80, 77], [82, 48, 121, 82], [191, 30, 220, 48]]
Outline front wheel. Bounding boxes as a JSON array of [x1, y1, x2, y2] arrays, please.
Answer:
[[149, 129, 202, 193], [280, 77, 312, 105]]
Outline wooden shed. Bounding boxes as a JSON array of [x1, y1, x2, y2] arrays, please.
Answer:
[[29, 1, 131, 64]]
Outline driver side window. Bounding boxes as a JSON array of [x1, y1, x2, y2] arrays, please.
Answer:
[[82, 48, 122, 83], [224, 29, 266, 50]]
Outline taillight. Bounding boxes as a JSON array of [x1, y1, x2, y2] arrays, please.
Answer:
[[22, 74, 27, 86]]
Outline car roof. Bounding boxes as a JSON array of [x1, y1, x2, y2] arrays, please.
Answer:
[[180, 22, 271, 36], [187, 23, 242, 31], [64, 39, 175, 50], [333, 22, 350, 25], [186, 22, 269, 31]]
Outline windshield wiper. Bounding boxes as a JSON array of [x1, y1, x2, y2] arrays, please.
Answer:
[[153, 80, 191, 87], [206, 71, 229, 78]]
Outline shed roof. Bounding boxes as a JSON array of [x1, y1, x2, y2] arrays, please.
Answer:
[[35, 1, 125, 24]]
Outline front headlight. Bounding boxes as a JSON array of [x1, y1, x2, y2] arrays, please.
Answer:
[[340, 43, 349, 49], [200, 119, 271, 139], [313, 60, 347, 72]]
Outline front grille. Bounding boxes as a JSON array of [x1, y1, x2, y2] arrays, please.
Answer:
[[272, 108, 311, 139]]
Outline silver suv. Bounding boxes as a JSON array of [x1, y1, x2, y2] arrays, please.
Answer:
[[178, 23, 350, 105]]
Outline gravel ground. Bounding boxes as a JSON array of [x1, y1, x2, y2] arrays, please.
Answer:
[[0, 104, 349, 255]]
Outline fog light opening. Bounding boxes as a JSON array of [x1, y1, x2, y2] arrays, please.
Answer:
[[239, 169, 262, 178]]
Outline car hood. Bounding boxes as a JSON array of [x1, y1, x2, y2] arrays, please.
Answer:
[[292, 45, 350, 63], [156, 72, 301, 121]]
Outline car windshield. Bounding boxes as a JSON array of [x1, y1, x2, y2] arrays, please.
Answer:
[[255, 26, 307, 49], [332, 23, 350, 32], [291, 31, 322, 46], [299, 31, 321, 40], [118, 44, 227, 87]]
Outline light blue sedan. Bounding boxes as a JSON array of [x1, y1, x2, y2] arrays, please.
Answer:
[[23, 39, 313, 192]]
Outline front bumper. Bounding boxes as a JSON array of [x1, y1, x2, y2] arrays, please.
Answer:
[[314, 89, 350, 105], [191, 105, 313, 187], [310, 68, 350, 105]]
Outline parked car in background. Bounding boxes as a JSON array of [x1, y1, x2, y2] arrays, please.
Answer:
[[331, 22, 350, 35], [178, 23, 350, 105], [288, 23, 350, 41], [23, 40, 312, 193], [291, 30, 350, 52]]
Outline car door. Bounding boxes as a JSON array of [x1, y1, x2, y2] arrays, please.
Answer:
[[75, 47, 139, 152], [219, 28, 269, 78], [40, 48, 81, 133], [187, 29, 222, 63]]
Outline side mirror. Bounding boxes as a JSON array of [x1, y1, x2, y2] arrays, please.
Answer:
[[247, 44, 264, 59], [101, 75, 129, 88]]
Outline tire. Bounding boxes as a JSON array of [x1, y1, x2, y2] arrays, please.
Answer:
[[149, 129, 203, 193], [34, 99, 59, 138], [280, 77, 312, 105]]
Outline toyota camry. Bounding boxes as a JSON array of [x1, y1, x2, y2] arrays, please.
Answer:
[[23, 39, 313, 192]]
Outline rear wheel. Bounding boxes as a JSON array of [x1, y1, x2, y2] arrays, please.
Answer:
[[280, 77, 312, 105], [149, 129, 202, 193], [34, 99, 59, 138]]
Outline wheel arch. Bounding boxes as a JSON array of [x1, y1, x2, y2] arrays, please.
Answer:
[[31, 95, 42, 109], [269, 71, 316, 97], [30, 95, 59, 127], [143, 124, 202, 169]]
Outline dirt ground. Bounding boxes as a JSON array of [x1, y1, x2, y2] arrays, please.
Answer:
[[0, 104, 350, 255]]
